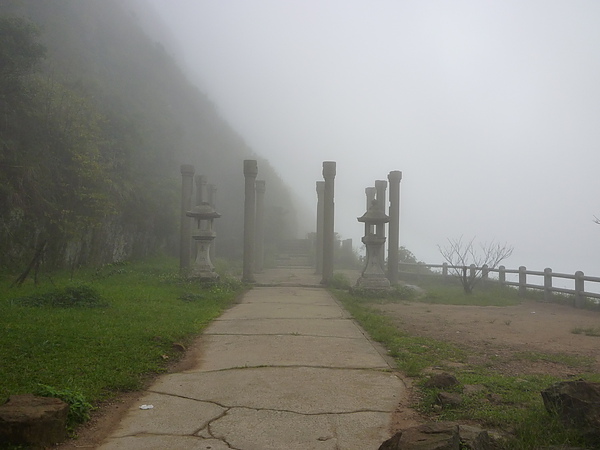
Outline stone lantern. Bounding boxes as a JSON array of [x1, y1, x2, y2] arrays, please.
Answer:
[[356, 200, 390, 290], [186, 202, 221, 280]]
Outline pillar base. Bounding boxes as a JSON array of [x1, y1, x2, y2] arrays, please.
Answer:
[[355, 274, 391, 291]]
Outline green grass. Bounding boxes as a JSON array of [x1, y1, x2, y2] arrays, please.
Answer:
[[571, 326, 600, 337], [513, 351, 595, 368], [419, 281, 522, 306], [330, 282, 600, 449], [333, 289, 465, 376], [0, 257, 244, 408]]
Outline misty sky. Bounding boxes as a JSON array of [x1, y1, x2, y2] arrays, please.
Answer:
[[147, 0, 600, 282]]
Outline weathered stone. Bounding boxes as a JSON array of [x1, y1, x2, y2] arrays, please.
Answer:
[[0, 394, 69, 447], [378, 422, 460, 449], [458, 424, 495, 450], [541, 380, 600, 436], [424, 372, 460, 389], [437, 392, 462, 408], [378, 430, 402, 450]]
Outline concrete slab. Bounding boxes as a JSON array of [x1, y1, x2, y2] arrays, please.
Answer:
[[109, 392, 224, 437], [194, 334, 389, 371], [205, 318, 367, 338], [211, 408, 394, 450], [241, 286, 334, 304], [212, 302, 349, 319], [151, 367, 402, 414], [100, 435, 230, 450]]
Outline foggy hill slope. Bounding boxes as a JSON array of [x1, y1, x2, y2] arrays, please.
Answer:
[[0, 0, 303, 267]]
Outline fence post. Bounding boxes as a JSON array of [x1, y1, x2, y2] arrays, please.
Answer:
[[469, 264, 476, 284], [481, 264, 488, 288], [543, 268, 552, 302], [518, 266, 527, 297], [574, 271, 585, 308], [442, 262, 448, 278], [498, 265, 506, 286]]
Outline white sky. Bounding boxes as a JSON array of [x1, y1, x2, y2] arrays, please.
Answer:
[[147, 0, 600, 280]]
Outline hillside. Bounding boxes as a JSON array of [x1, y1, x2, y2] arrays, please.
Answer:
[[0, 0, 301, 269]]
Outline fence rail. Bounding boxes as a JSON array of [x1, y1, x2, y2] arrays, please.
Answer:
[[398, 262, 600, 308]]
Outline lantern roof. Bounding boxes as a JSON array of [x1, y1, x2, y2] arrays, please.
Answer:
[[357, 204, 389, 224], [186, 202, 221, 219]]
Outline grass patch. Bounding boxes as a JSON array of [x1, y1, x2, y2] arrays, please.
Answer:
[[333, 289, 465, 376], [13, 283, 108, 308], [421, 284, 521, 306], [571, 326, 600, 337], [420, 369, 600, 449], [513, 351, 594, 368], [0, 256, 244, 410]]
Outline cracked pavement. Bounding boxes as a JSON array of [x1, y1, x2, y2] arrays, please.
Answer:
[[98, 268, 405, 449]]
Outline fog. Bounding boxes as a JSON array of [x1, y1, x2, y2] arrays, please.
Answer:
[[147, 0, 600, 279]]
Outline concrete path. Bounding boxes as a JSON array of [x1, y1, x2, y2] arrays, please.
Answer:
[[98, 268, 404, 450]]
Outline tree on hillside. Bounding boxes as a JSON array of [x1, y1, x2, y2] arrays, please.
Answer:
[[0, 16, 116, 269], [438, 236, 513, 294]]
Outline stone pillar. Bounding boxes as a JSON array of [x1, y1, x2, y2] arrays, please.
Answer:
[[387, 170, 402, 284], [242, 160, 258, 283], [208, 184, 217, 259], [321, 161, 336, 285], [365, 187, 376, 209], [193, 175, 207, 260], [254, 180, 266, 273], [315, 181, 325, 275], [375, 180, 387, 269], [180, 164, 195, 273], [195, 175, 207, 205]]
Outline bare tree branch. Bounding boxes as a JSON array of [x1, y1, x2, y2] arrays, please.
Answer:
[[438, 237, 513, 294]]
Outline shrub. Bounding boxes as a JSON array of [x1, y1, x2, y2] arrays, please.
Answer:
[[35, 384, 94, 429], [15, 283, 108, 308]]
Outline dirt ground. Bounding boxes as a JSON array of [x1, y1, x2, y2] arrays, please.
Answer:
[[375, 299, 600, 377], [56, 298, 600, 448]]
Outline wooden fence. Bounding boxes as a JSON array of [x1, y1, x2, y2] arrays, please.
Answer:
[[398, 262, 600, 308]]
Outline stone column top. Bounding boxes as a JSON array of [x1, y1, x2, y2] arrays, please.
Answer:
[[180, 164, 195, 175], [244, 160, 258, 177], [388, 170, 403, 182], [322, 161, 336, 178], [316, 180, 325, 193], [375, 179, 387, 190], [195, 175, 207, 185], [255, 180, 266, 193]]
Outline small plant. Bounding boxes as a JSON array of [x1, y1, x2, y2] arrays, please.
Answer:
[[330, 272, 351, 290], [35, 384, 94, 429], [504, 319, 512, 326], [15, 283, 108, 308]]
